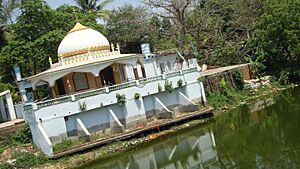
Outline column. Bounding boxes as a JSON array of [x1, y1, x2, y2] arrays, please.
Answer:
[[50, 87, 57, 98], [5, 93, 16, 120], [0, 97, 7, 121], [141, 66, 146, 78], [133, 67, 139, 80]]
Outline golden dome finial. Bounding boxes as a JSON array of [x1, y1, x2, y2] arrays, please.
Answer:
[[69, 22, 89, 33]]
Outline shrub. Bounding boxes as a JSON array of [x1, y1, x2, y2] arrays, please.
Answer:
[[116, 93, 126, 105], [10, 123, 32, 145], [53, 139, 82, 152], [177, 79, 183, 87], [233, 70, 244, 89], [197, 76, 204, 82], [0, 163, 13, 169], [0, 146, 5, 154], [78, 101, 87, 111], [13, 152, 49, 168], [164, 80, 174, 93], [158, 83, 162, 92], [278, 71, 290, 85], [134, 93, 141, 99]]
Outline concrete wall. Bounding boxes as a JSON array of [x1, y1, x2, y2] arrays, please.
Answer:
[[23, 64, 204, 156]]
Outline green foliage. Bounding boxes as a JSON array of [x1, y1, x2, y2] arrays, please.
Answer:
[[78, 101, 87, 111], [278, 71, 290, 85], [177, 79, 183, 87], [116, 93, 126, 105], [13, 152, 49, 168], [255, 0, 300, 73], [0, 163, 13, 169], [191, 42, 201, 61], [0, 1, 104, 84], [74, 0, 113, 20], [233, 70, 244, 90], [53, 139, 84, 152], [219, 78, 227, 89], [0, 146, 5, 154], [164, 80, 174, 93], [10, 123, 32, 145], [106, 5, 150, 53], [0, 82, 20, 102], [158, 83, 162, 92], [197, 76, 205, 82], [207, 85, 250, 111], [134, 93, 141, 99]]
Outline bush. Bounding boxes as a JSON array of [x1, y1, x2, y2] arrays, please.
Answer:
[[116, 93, 126, 105], [13, 152, 49, 168], [0, 146, 5, 154], [78, 101, 87, 111], [177, 79, 183, 87], [164, 80, 174, 93], [10, 123, 32, 145], [278, 71, 290, 85], [233, 70, 244, 89], [197, 76, 204, 82], [134, 93, 141, 99], [0, 163, 13, 169]]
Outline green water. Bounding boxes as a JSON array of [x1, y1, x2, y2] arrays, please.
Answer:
[[79, 86, 300, 169]]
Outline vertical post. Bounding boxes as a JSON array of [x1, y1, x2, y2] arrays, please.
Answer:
[[133, 68, 139, 80], [5, 93, 16, 120], [50, 87, 56, 98], [0, 97, 7, 121], [141, 66, 147, 78]]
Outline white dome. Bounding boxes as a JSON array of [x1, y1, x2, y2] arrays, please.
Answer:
[[58, 22, 110, 56]]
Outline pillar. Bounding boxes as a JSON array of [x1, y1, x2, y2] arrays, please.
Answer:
[[141, 66, 146, 78], [17, 82, 28, 103], [50, 87, 57, 98], [0, 97, 7, 121], [5, 93, 16, 120], [133, 68, 139, 80]]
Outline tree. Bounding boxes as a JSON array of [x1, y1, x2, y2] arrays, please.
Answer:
[[74, 0, 113, 20], [105, 4, 150, 53], [0, 0, 20, 25], [0, 0, 104, 83], [255, 0, 300, 75], [144, 0, 193, 55], [0, 0, 19, 49]]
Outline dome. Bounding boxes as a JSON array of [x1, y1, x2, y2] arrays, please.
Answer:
[[57, 22, 110, 57]]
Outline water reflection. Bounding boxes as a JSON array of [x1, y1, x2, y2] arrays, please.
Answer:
[[78, 86, 300, 169]]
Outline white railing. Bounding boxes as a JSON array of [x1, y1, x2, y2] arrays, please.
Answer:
[[37, 95, 72, 109], [108, 81, 136, 92], [74, 88, 106, 100], [33, 67, 198, 110]]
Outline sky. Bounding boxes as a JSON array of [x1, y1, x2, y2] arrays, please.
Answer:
[[46, 0, 141, 9]]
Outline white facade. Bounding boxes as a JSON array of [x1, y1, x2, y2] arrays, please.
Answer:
[[17, 23, 206, 156]]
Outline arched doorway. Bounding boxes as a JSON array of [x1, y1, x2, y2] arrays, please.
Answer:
[[100, 66, 115, 86]]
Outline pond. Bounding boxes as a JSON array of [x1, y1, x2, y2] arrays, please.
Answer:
[[78, 86, 300, 169]]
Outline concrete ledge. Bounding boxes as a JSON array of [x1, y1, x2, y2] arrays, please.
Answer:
[[48, 107, 213, 159]]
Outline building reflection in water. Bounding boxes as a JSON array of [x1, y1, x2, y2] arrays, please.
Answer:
[[101, 130, 219, 169]]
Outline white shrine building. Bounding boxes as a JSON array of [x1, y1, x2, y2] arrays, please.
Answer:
[[17, 22, 206, 155]]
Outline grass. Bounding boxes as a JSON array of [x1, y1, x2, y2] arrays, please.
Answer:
[[53, 138, 87, 153], [0, 152, 51, 169], [13, 152, 50, 168], [207, 80, 287, 113], [0, 146, 5, 154]]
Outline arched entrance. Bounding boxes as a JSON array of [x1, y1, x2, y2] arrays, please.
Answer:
[[100, 66, 115, 86]]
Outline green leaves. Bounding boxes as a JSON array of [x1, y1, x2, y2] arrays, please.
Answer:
[[255, 0, 300, 72], [0, 1, 105, 84]]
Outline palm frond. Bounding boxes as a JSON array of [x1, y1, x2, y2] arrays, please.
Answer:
[[96, 0, 114, 10]]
